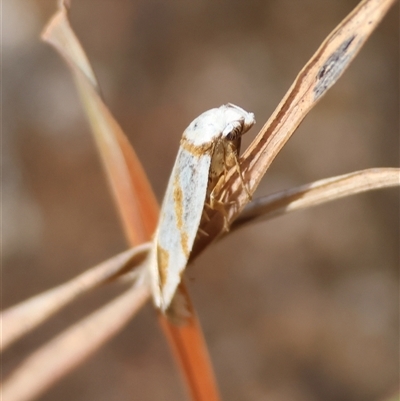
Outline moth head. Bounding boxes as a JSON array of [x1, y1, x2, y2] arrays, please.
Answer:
[[183, 103, 255, 146], [222, 103, 256, 140]]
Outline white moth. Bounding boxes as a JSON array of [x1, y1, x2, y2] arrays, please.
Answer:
[[149, 103, 255, 312]]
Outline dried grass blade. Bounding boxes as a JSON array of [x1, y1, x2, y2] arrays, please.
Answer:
[[2, 276, 150, 401], [232, 168, 400, 230], [1, 244, 150, 352], [158, 285, 221, 401], [228, 0, 396, 219], [193, 0, 395, 258], [40, 4, 221, 401], [41, 3, 158, 244]]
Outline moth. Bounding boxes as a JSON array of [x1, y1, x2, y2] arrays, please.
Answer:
[[149, 104, 255, 312]]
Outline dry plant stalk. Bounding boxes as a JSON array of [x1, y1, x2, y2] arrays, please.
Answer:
[[233, 168, 400, 229], [1, 0, 398, 401], [35, 2, 219, 401], [1, 245, 150, 351], [192, 0, 397, 257]]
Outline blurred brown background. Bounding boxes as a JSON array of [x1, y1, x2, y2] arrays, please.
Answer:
[[3, 1, 399, 400]]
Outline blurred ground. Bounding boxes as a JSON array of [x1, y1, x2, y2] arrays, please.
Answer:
[[2, 1, 399, 400]]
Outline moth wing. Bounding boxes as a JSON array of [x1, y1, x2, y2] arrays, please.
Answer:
[[149, 147, 212, 311]]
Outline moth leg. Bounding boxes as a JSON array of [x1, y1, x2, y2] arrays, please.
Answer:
[[209, 178, 231, 232], [226, 142, 252, 201], [202, 203, 213, 222], [196, 204, 213, 239], [197, 227, 209, 237], [235, 158, 251, 201]]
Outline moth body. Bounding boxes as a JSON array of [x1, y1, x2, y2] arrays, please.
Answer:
[[149, 104, 255, 312]]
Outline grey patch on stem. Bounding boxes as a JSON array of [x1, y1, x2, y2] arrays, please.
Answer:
[[314, 35, 357, 100]]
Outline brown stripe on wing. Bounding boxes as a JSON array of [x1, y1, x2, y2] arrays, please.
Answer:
[[157, 244, 170, 287], [180, 139, 214, 157], [173, 171, 190, 258]]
